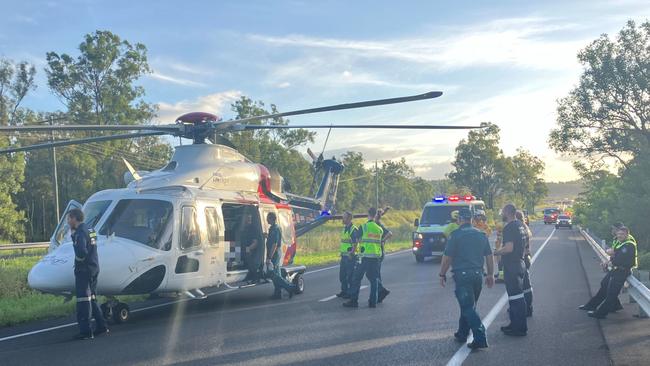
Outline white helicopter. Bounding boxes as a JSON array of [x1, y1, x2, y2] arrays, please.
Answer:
[[0, 91, 480, 324]]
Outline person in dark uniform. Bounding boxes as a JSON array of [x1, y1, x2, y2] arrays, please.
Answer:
[[494, 203, 528, 336], [265, 212, 297, 299], [581, 226, 637, 318], [242, 213, 262, 283], [69, 208, 108, 340], [439, 208, 495, 349], [516, 210, 534, 317], [375, 207, 392, 303], [336, 211, 360, 298]]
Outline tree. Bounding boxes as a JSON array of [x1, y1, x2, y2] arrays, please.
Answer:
[[448, 123, 511, 208], [227, 96, 315, 196], [509, 148, 547, 211], [550, 20, 650, 167], [0, 58, 37, 241]]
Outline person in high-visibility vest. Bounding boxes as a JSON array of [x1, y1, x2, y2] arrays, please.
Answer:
[[444, 210, 461, 238], [580, 226, 637, 318], [336, 211, 360, 299], [472, 210, 491, 237], [375, 208, 392, 303], [343, 207, 383, 308]]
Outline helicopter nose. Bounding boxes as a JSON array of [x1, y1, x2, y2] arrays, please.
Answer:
[[28, 245, 75, 293]]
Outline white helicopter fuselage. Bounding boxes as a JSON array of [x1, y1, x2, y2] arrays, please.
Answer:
[[28, 144, 303, 297]]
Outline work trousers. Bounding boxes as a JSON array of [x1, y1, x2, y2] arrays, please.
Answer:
[[504, 261, 528, 332], [75, 271, 107, 336], [453, 269, 487, 343], [270, 256, 296, 297], [348, 257, 380, 305], [586, 268, 629, 316], [522, 268, 533, 314], [339, 255, 356, 295], [378, 253, 388, 294]]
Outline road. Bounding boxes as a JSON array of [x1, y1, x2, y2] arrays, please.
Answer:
[[0, 224, 622, 365]]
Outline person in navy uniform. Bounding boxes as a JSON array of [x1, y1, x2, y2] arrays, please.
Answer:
[[439, 208, 495, 349], [69, 208, 108, 340], [265, 212, 297, 299], [494, 203, 528, 336]]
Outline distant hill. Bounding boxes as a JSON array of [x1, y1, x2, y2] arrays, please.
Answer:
[[546, 180, 584, 201]]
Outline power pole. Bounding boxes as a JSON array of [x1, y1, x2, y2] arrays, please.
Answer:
[[375, 160, 379, 209], [49, 118, 60, 223]]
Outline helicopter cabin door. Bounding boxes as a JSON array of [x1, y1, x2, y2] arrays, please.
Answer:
[[49, 200, 82, 252], [202, 204, 225, 286], [169, 205, 208, 289]]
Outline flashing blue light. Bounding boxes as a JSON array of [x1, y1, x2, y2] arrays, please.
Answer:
[[433, 196, 446, 203], [320, 210, 332, 217]]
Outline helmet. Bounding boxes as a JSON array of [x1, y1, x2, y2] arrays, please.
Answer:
[[451, 210, 459, 219]]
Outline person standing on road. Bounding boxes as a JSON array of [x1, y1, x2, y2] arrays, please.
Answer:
[[494, 203, 528, 336], [581, 226, 637, 318], [343, 207, 383, 308], [265, 212, 298, 300], [69, 208, 109, 340], [516, 210, 534, 317], [444, 210, 461, 238], [472, 210, 492, 237], [375, 207, 392, 303], [439, 208, 495, 350], [336, 211, 360, 299], [242, 213, 262, 284]]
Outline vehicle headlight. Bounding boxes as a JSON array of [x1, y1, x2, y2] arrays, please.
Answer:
[[414, 233, 423, 240]]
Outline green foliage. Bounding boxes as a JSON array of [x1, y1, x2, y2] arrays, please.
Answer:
[[638, 252, 650, 271], [510, 149, 548, 212], [550, 20, 650, 166]]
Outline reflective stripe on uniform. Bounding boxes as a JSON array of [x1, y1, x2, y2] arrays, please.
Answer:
[[508, 293, 525, 300], [523, 288, 533, 294], [76, 296, 92, 302], [75, 256, 85, 262]]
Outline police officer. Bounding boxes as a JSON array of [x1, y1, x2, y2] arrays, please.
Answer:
[[336, 211, 359, 299], [516, 210, 534, 317], [439, 208, 495, 349], [581, 226, 637, 318], [444, 210, 461, 238], [69, 208, 108, 340], [375, 208, 392, 303], [266, 212, 298, 299], [494, 203, 528, 336], [343, 207, 383, 308]]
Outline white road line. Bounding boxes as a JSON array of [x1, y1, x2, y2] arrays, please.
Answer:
[[0, 250, 409, 342], [446, 227, 556, 366], [318, 285, 368, 302]]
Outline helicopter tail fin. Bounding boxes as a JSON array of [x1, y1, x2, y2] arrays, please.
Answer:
[[314, 158, 344, 213]]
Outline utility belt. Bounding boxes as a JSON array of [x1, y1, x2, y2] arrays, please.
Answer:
[[611, 266, 631, 273]]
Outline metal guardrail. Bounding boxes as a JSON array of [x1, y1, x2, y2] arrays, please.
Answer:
[[580, 228, 650, 317], [0, 242, 49, 255]]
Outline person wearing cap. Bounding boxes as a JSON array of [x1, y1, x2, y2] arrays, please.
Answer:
[[580, 225, 637, 318], [439, 207, 495, 349], [444, 210, 461, 238], [472, 210, 491, 237]]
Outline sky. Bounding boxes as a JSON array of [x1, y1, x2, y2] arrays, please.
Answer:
[[1, 0, 649, 182]]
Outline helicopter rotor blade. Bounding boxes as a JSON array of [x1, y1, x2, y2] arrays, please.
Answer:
[[0, 124, 179, 133], [239, 123, 483, 130], [222, 91, 443, 126], [0, 131, 168, 154]]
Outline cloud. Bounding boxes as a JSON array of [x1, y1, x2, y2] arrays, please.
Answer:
[[13, 15, 37, 25], [411, 161, 455, 180], [148, 72, 208, 87], [250, 17, 586, 71], [155, 90, 242, 123], [323, 144, 421, 161]]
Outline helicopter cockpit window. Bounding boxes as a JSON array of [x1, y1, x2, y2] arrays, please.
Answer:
[[162, 161, 177, 171], [83, 200, 112, 228], [181, 206, 202, 250], [99, 199, 174, 251]]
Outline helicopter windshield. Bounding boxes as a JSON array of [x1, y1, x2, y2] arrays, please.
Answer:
[[84, 200, 112, 228], [99, 199, 174, 251]]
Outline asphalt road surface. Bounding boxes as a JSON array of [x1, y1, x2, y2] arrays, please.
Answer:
[[0, 223, 620, 365]]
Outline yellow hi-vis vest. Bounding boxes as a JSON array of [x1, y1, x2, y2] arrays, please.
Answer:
[[340, 224, 357, 255], [613, 237, 638, 268], [359, 220, 383, 258]]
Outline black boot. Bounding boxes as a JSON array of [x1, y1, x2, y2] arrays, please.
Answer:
[[342, 300, 358, 308]]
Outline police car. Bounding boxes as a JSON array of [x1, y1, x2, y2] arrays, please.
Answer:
[[555, 214, 572, 229], [412, 195, 486, 263]]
